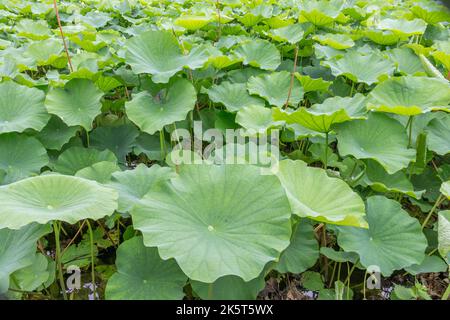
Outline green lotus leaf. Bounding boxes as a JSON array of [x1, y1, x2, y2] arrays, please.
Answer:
[[425, 116, 450, 155], [319, 247, 359, 264], [108, 164, 175, 213], [54, 146, 118, 175], [300, 0, 344, 26], [411, 4, 450, 24], [134, 132, 169, 161], [335, 112, 415, 174], [23, 38, 64, 67], [0, 81, 50, 134], [367, 76, 450, 115], [125, 30, 208, 83], [90, 124, 140, 163], [276, 159, 367, 228], [95, 75, 123, 92], [190, 273, 266, 300], [35, 115, 79, 151], [247, 71, 304, 107], [75, 161, 121, 183], [377, 18, 427, 36], [295, 74, 332, 93], [234, 40, 281, 70], [0, 223, 52, 294], [273, 93, 367, 133], [268, 23, 310, 44], [364, 30, 406, 46], [0, 133, 48, 185], [205, 81, 265, 112], [386, 47, 426, 75], [275, 222, 319, 273], [45, 78, 104, 130], [10, 253, 52, 293], [441, 181, 450, 199], [337, 196, 428, 276], [15, 19, 51, 40], [0, 174, 118, 229], [323, 51, 395, 85], [404, 255, 448, 275], [438, 210, 450, 262], [175, 15, 212, 30], [106, 236, 186, 300], [125, 78, 196, 135], [130, 164, 292, 282], [313, 33, 355, 50], [236, 105, 276, 134]]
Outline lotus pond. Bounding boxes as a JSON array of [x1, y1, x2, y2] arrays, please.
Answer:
[[0, 0, 449, 301]]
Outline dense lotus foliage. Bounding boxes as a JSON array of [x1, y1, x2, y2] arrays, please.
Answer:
[[0, 0, 449, 300]]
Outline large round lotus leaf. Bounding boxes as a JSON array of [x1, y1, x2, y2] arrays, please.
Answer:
[[335, 112, 415, 174], [234, 40, 281, 70], [425, 116, 450, 155], [35, 116, 79, 151], [276, 159, 367, 228], [247, 71, 304, 107], [106, 236, 187, 300], [54, 146, 117, 175], [295, 74, 332, 93], [15, 19, 51, 40], [411, 4, 450, 24], [0, 133, 48, 185], [268, 23, 310, 44], [130, 164, 292, 283], [363, 160, 424, 199], [377, 18, 427, 36], [235, 105, 277, 134], [0, 81, 50, 134], [90, 124, 140, 163], [23, 38, 64, 66], [125, 78, 196, 135], [323, 51, 395, 85], [0, 174, 118, 229], [273, 93, 367, 133], [75, 161, 121, 183], [205, 81, 265, 112], [438, 210, 450, 262], [337, 196, 428, 276], [386, 47, 426, 75], [313, 33, 355, 50], [125, 30, 208, 83], [364, 30, 405, 46], [0, 223, 52, 294], [108, 164, 175, 213], [275, 222, 319, 273], [174, 15, 212, 30], [45, 78, 104, 130], [367, 76, 450, 115], [190, 273, 266, 300], [300, 1, 343, 26], [10, 253, 53, 293]]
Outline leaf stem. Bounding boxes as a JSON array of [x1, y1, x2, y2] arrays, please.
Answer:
[[160, 130, 166, 161], [86, 219, 96, 299], [421, 194, 444, 230], [215, 0, 222, 41], [52, 0, 73, 72], [324, 132, 329, 169], [283, 45, 299, 109], [53, 221, 68, 300], [407, 115, 414, 148]]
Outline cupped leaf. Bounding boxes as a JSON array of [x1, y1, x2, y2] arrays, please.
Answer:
[[313, 33, 355, 50], [386, 47, 426, 75], [175, 15, 212, 30], [268, 23, 310, 44], [247, 71, 303, 107], [0, 133, 48, 184], [125, 78, 196, 135], [130, 164, 292, 283], [367, 76, 450, 115], [0, 81, 50, 134], [0, 175, 118, 229], [75, 161, 121, 183], [377, 18, 427, 36], [276, 159, 367, 228], [234, 40, 281, 70], [295, 74, 331, 93], [54, 147, 117, 175], [337, 196, 428, 276], [205, 81, 265, 112], [106, 236, 187, 300], [335, 112, 415, 174], [45, 78, 104, 130]]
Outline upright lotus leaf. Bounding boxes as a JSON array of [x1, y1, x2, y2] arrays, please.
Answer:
[[363, 160, 424, 199], [10, 253, 52, 293], [0, 133, 48, 184], [234, 40, 281, 70], [320, 247, 359, 264], [130, 164, 292, 282], [438, 210, 450, 263], [300, 0, 344, 26], [23, 38, 64, 66], [275, 223, 319, 273], [125, 78, 196, 135], [175, 15, 211, 30], [377, 18, 427, 36], [247, 71, 304, 107], [268, 23, 310, 44], [0, 223, 52, 294], [411, 4, 450, 24], [313, 33, 355, 50], [35, 116, 79, 151], [337, 196, 428, 276], [0, 175, 118, 229], [276, 159, 367, 228], [367, 76, 450, 115], [273, 93, 367, 133], [295, 74, 331, 93], [90, 124, 140, 163], [45, 78, 104, 130], [106, 236, 187, 300], [323, 51, 395, 85], [0, 81, 50, 134], [54, 146, 117, 175], [191, 273, 266, 300], [235, 105, 276, 134], [108, 164, 175, 213], [364, 30, 405, 46], [335, 112, 415, 174], [15, 19, 51, 40], [75, 161, 121, 183], [205, 81, 265, 112], [386, 47, 426, 75], [125, 30, 208, 83], [425, 116, 450, 155]]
